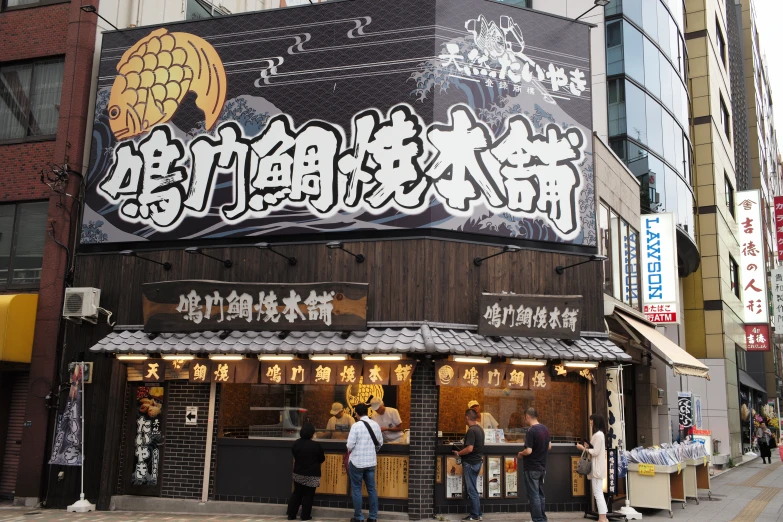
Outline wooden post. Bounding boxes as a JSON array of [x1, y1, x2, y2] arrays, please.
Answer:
[[201, 381, 217, 503], [97, 360, 127, 510]]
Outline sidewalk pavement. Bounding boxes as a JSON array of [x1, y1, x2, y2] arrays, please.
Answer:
[[0, 454, 781, 522]]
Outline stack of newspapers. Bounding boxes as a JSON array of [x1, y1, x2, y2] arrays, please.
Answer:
[[625, 441, 706, 465]]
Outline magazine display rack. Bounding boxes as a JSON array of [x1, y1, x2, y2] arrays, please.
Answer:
[[627, 463, 686, 517], [682, 457, 712, 503]]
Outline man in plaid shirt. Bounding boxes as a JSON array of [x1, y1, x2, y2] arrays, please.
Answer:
[[347, 403, 383, 522]]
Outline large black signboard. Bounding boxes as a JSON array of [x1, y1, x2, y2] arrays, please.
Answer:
[[477, 293, 582, 339], [143, 280, 368, 332], [82, 0, 595, 247]]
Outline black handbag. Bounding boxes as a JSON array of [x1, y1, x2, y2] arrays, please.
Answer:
[[576, 449, 592, 476]]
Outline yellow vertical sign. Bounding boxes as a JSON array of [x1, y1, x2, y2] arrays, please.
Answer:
[[571, 456, 586, 496]]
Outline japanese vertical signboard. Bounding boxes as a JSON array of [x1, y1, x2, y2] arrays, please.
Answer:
[[774, 196, 783, 262], [737, 190, 770, 351], [127, 384, 165, 495], [678, 392, 693, 429], [640, 214, 680, 323], [82, 0, 596, 248], [773, 267, 783, 334]]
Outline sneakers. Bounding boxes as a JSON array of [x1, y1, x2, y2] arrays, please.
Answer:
[[462, 516, 481, 521]]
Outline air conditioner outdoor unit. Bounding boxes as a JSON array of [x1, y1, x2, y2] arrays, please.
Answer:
[[63, 287, 101, 324]]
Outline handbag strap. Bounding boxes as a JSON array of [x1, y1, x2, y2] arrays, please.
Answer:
[[361, 420, 381, 450]]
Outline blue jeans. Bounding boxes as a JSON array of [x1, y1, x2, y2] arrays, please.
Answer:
[[349, 462, 378, 521], [524, 470, 547, 522], [462, 460, 483, 517]]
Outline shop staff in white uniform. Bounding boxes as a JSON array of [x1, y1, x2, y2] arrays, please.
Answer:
[[468, 400, 499, 430], [370, 399, 404, 443]]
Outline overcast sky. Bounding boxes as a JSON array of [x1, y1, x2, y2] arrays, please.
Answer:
[[750, 1, 783, 127]]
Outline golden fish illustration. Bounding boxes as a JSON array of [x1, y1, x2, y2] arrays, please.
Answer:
[[108, 28, 227, 140]]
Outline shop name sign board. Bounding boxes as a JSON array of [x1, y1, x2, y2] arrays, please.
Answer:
[[772, 268, 783, 335], [737, 190, 769, 323], [141, 281, 368, 333], [774, 196, 783, 262], [435, 360, 551, 390], [477, 294, 582, 339], [640, 213, 680, 324], [81, 0, 596, 248]]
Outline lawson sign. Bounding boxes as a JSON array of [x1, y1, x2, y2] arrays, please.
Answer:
[[641, 213, 680, 324]]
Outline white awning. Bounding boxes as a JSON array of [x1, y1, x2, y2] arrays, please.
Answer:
[[617, 314, 710, 380]]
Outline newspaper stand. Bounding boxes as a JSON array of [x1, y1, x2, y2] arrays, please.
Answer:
[[627, 463, 686, 517], [682, 457, 711, 503]]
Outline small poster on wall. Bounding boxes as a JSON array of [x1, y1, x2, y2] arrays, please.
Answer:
[[504, 457, 518, 497], [487, 457, 502, 498], [478, 459, 485, 499], [446, 457, 463, 498]]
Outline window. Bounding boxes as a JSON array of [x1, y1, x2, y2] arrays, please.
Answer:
[[720, 95, 731, 140], [736, 345, 746, 371], [0, 58, 64, 141], [729, 255, 740, 299], [437, 373, 587, 443], [219, 381, 411, 442], [716, 17, 727, 67], [2, 0, 63, 9], [725, 174, 734, 217], [0, 202, 48, 288], [599, 202, 639, 309], [497, 0, 531, 6], [186, 0, 224, 20], [599, 203, 612, 294]]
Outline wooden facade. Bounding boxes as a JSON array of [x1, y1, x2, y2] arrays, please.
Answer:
[[43, 238, 604, 508]]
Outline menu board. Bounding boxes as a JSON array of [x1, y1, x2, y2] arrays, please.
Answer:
[[316, 454, 349, 495], [504, 457, 518, 498], [361, 456, 409, 499], [570, 456, 586, 496], [446, 457, 463, 498], [487, 457, 502, 498]]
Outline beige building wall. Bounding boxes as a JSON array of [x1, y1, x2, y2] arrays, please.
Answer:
[[685, 0, 743, 457]]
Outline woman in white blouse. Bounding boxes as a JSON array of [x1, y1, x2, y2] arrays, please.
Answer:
[[576, 414, 608, 522]]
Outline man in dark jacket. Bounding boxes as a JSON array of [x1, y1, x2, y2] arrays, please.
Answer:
[[288, 423, 325, 521]]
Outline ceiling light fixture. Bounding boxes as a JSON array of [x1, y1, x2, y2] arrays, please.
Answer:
[[161, 354, 196, 360], [258, 354, 296, 361], [363, 354, 403, 361], [310, 354, 348, 361], [509, 359, 547, 366], [208, 354, 244, 361], [452, 356, 491, 364], [116, 354, 149, 361], [564, 361, 599, 369]]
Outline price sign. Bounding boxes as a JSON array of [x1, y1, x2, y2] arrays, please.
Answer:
[[638, 463, 655, 476]]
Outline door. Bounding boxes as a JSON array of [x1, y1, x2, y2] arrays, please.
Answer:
[[124, 383, 167, 496], [0, 373, 29, 498]]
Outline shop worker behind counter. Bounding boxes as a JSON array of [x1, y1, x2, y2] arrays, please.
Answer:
[[347, 402, 383, 522], [452, 408, 484, 521], [517, 408, 551, 522], [370, 399, 403, 443]]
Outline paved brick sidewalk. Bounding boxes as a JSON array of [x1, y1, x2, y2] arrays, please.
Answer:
[[0, 455, 781, 522]]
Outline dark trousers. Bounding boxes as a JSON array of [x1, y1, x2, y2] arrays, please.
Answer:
[[759, 441, 771, 463], [287, 481, 317, 520]]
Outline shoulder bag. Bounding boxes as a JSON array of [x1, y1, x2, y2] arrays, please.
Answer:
[[361, 420, 382, 452], [576, 449, 592, 476]]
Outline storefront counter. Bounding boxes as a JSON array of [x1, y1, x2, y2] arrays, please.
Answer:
[[434, 443, 588, 513], [215, 437, 410, 509]]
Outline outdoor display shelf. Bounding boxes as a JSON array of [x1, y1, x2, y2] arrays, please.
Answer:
[[627, 463, 686, 517], [682, 457, 712, 503]]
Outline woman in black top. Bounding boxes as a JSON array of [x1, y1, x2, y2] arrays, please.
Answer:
[[287, 423, 325, 521]]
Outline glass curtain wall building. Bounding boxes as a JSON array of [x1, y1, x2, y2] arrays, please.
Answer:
[[605, 0, 695, 242]]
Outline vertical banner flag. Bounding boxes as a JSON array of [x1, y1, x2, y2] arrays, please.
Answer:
[[774, 196, 783, 262], [50, 363, 84, 466], [605, 367, 622, 449], [773, 267, 783, 334], [641, 213, 680, 323], [678, 391, 693, 429], [737, 190, 770, 351]]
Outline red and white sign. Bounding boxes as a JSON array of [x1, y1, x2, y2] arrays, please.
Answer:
[[774, 196, 783, 262], [642, 303, 677, 323], [745, 324, 770, 351]]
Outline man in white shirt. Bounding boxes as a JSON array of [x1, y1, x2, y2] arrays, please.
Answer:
[[370, 399, 404, 443], [323, 402, 354, 439], [347, 403, 383, 522], [468, 400, 499, 430]]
